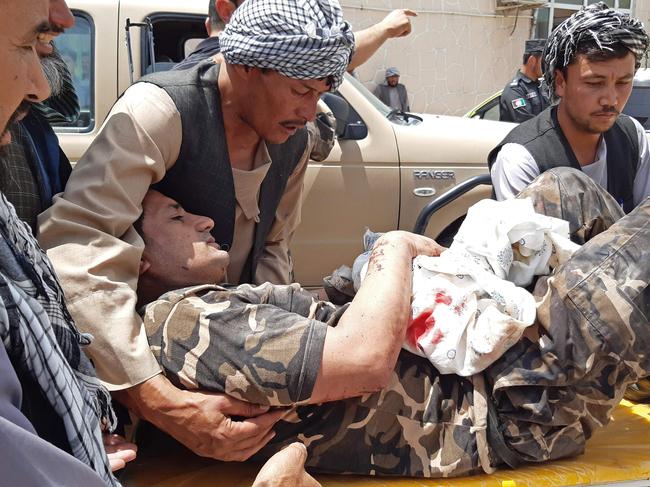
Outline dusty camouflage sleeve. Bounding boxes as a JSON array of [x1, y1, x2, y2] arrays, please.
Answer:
[[144, 283, 345, 406]]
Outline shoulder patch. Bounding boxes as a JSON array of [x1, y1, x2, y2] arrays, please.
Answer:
[[511, 98, 527, 109]]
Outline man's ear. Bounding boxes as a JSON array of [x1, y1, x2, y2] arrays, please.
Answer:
[[139, 257, 151, 276], [216, 0, 237, 24], [530, 55, 540, 71]]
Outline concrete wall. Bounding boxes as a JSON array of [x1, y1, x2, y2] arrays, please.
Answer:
[[342, 1, 534, 116], [636, 0, 650, 25], [636, 0, 650, 68]]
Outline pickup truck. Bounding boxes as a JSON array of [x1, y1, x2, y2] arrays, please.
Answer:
[[54, 0, 514, 286], [53, 3, 650, 486]]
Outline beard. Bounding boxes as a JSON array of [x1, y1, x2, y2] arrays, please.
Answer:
[[565, 102, 619, 135], [40, 45, 70, 98]]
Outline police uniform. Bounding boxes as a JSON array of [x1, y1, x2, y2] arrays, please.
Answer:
[[499, 39, 549, 123]]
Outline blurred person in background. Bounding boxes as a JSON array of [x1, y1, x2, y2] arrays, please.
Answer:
[[499, 39, 549, 123], [374, 66, 409, 111]]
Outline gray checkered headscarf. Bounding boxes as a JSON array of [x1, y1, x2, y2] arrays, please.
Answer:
[[0, 193, 119, 486], [543, 2, 649, 100], [220, 0, 355, 90]]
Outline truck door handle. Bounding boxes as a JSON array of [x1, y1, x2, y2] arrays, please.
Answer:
[[413, 187, 436, 197]]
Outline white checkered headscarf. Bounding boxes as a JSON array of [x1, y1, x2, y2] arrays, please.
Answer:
[[543, 2, 649, 100], [220, 0, 355, 90]]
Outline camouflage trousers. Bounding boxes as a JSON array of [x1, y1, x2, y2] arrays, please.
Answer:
[[252, 168, 650, 477]]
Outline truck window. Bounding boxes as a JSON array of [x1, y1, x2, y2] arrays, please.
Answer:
[[623, 85, 650, 131], [52, 11, 94, 132], [142, 14, 207, 74], [479, 98, 500, 121]]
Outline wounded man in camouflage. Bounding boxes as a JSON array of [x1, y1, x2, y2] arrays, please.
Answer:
[[139, 167, 649, 478]]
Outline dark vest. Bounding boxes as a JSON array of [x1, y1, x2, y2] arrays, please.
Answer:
[[488, 106, 639, 213], [140, 60, 308, 283]]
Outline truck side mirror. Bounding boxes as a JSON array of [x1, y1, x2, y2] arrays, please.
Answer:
[[321, 92, 349, 138]]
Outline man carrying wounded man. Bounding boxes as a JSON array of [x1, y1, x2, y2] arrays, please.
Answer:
[[137, 165, 649, 478], [127, 4, 650, 478]]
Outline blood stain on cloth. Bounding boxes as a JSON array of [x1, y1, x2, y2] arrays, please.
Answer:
[[430, 329, 444, 345], [407, 292, 453, 350], [434, 291, 452, 306], [407, 309, 435, 348]]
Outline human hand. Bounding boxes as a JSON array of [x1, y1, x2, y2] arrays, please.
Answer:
[[375, 231, 445, 259], [252, 443, 321, 487], [379, 9, 417, 39], [103, 434, 137, 472], [123, 374, 286, 461]]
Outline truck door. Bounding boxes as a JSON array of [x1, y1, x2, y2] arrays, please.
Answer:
[[53, 0, 119, 163]]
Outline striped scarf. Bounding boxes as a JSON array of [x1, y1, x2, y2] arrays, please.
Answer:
[[0, 193, 119, 486], [543, 2, 649, 100]]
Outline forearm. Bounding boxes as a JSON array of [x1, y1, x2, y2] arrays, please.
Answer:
[[348, 9, 416, 72], [114, 373, 284, 462], [339, 234, 413, 362], [311, 232, 442, 402], [115, 374, 180, 423], [63, 285, 162, 389], [349, 24, 388, 72]]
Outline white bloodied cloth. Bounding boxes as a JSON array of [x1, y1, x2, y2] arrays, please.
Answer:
[[405, 198, 580, 376]]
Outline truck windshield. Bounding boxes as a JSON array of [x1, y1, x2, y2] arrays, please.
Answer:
[[344, 73, 422, 126], [344, 73, 392, 117]]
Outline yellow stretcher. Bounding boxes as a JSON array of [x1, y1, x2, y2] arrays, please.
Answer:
[[121, 400, 650, 487]]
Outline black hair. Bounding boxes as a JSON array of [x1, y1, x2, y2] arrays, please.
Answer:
[[562, 40, 633, 78], [133, 212, 146, 242], [207, 0, 224, 32]]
